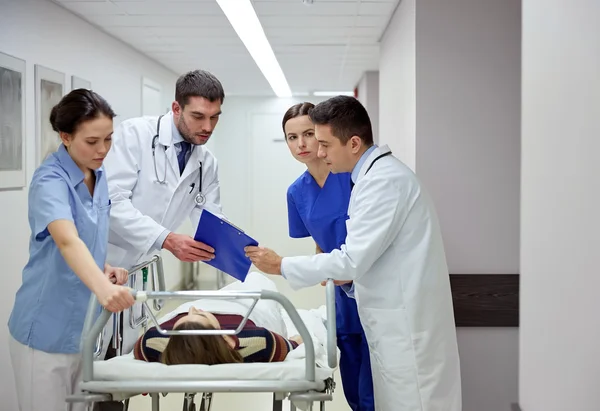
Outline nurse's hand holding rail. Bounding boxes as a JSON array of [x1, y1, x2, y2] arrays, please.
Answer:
[[246, 96, 462, 411], [7, 89, 135, 411]]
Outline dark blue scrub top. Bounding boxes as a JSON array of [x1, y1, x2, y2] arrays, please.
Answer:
[[286, 171, 362, 334]]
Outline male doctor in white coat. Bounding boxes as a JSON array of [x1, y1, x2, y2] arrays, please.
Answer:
[[100, 70, 226, 359], [246, 96, 462, 411]]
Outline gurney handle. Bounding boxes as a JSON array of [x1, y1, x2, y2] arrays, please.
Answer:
[[93, 255, 166, 357], [135, 291, 259, 337], [324, 279, 338, 370], [128, 254, 166, 311]]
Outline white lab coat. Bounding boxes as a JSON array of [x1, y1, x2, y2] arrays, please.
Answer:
[[281, 145, 462, 411], [100, 112, 224, 357]]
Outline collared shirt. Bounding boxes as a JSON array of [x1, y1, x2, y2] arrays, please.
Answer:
[[171, 118, 194, 161], [340, 145, 377, 298], [151, 119, 195, 250], [8, 144, 110, 354], [350, 144, 377, 185]]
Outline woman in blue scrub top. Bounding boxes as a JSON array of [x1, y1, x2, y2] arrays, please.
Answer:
[[7, 89, 135, 411], [282, 103, 374, 411]]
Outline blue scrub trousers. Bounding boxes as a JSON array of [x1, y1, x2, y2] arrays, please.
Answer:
[[336, 288, 375, 411]]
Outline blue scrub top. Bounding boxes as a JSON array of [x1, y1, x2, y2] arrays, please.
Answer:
[[8, 144, 110, 354], [287, 171, 362, 334]]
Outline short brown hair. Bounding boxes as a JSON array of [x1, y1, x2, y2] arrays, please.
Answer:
[[160, 322, 243, 365], [175, 70, 225, 108], [309, 96, 373, 146], [281, 102, 315, 139]]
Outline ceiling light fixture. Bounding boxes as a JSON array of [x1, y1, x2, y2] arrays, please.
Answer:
[[216, 0, 292, 98], [312, 91, 354, 97]]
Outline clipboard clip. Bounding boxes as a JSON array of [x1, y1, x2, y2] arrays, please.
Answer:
[[220, 219, 245, 234]]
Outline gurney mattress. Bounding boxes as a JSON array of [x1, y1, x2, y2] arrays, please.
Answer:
[[94, 354, 334, 382]]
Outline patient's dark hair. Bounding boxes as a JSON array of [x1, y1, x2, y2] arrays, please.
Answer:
[[160, 322, 243, 366]]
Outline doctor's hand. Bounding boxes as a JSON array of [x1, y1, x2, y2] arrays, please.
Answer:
[[104, 263, 128, 286], [163, 232, 215, 263], [244, 246, 283, 275]]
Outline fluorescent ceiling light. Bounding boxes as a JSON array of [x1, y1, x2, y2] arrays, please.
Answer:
[[313, 91, 354, 97], [216, 0, 292, 98]]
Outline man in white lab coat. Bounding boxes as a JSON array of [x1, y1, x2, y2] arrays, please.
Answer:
[[99, 70, 226, 359], [246, 96, 462, 411]]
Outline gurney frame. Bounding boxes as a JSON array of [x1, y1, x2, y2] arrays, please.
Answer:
[[69, 256, 338, 411]]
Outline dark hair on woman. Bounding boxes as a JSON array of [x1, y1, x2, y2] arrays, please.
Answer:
[[161, 321, 243, 366], [49, 88, 116, 134], [281, 102, 315, 138], [309, 96, 373, 146]]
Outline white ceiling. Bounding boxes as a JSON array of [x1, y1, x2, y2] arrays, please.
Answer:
[[51, 0, 398, 96]]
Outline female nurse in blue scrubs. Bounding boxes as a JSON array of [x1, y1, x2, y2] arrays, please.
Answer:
[[282, 103, 374, 411], [7, 89, 136, 411]]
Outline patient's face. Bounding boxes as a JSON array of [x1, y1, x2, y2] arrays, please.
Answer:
[[284, 115, 320, 164], [174, 307, 221, 329]]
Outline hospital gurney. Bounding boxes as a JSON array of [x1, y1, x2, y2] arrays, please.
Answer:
[[69, 256, 339, 411]]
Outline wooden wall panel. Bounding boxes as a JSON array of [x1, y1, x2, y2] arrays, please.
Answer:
[[450, 274, 519, 327]]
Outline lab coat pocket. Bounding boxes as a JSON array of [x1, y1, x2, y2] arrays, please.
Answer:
[[360, 306, 419, 388]]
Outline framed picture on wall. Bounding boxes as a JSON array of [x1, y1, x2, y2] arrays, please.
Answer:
[[35, 64, 65, 166], [0, 51, 27, 190], [71, 75, 91, 90]]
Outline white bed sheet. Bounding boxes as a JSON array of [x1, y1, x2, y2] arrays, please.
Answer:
[[93, 308, 337, 383]]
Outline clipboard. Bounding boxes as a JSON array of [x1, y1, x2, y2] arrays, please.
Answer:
[[193, 210, 258, 282]]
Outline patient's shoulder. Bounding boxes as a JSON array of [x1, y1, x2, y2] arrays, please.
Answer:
[[133, 313, 186, 362], [236, 327, 298, 363]]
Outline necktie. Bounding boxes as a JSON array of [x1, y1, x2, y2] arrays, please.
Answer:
[[177, 141, 191, 175], [350, 180, 355, 191]]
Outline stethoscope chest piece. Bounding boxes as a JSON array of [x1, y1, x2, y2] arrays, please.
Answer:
[[194, 192, 206, 207]]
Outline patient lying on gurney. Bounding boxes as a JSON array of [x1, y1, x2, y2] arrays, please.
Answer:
[[133, 308, 303, 365], [133, 272, 304, 365]]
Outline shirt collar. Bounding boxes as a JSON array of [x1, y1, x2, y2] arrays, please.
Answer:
[[171, 118, 184, 145], [55, 144, 103, 185], [351, 144, 378, 184]]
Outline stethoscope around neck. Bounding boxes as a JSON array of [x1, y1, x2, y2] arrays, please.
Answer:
[[151, 114, 206, 207]]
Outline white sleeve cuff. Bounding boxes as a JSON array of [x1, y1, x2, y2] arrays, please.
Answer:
[[153, 229, 170, 251], [340, 283, 355, 299]]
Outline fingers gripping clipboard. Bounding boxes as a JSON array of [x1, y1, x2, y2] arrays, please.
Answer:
[[193, 210, 259, 282]]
